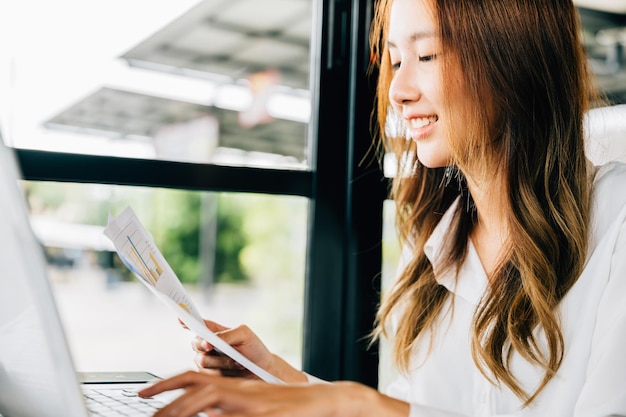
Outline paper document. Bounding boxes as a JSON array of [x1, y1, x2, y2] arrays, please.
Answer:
[[104, 206, 283, 384]]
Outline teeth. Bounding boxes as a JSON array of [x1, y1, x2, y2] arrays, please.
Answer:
[[410, 115, 438, 129]]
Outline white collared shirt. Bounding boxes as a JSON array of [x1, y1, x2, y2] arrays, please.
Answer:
[[386, 161, 626, 417]]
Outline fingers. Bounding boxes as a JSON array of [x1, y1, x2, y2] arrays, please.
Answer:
[[190, 322, 232, 354], [194, 350, 246, 373], [214, 324, 259, 348], [140, 371, 343, 417], [188, 320, 272, 380], [191, 328, 254, 378], [203, 319, 230, 333], [138, 370, 204, 398], [191, 336, 246, 370], [191, 336, 213, 353], [139, 371, 256, 417], [190, 320, 243, 352], [154, 384, 219, 417], [195, 323, 260, 348]]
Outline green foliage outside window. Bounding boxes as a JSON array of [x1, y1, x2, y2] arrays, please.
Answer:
[[23, 182, 251, 285], [22, 182, 307, 290]]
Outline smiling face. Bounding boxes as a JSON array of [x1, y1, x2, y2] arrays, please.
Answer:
[[387, 0, 450, 168]]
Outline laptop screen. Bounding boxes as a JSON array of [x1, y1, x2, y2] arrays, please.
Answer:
[[0, 137, 87, 416]]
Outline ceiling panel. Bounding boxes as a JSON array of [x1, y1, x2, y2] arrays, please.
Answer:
[[45, 88, 211, 138], [216, 0, 310, 33], [175, 26, 247, 56], [121, 0, 311, 89], [44, 87, 307, 163], [233, 39, 308, 66]]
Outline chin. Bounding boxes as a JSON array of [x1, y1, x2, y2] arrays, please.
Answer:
[[416, 155, 449, 169], [415, 143, 451, 169]]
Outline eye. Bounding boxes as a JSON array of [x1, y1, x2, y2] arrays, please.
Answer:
[[419, 54, 437, 63], [391, 61, 401, 71]]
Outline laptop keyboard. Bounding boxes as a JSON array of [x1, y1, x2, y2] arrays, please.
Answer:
[[83, 388, 165, 417]]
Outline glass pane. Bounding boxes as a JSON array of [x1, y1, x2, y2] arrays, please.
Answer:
[[379, 199, 400, 391], [2, 0, 312, 170], [24, 181, 307, 377]]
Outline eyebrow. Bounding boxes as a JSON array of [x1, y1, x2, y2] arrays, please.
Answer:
[[387, 30, 437, 48]]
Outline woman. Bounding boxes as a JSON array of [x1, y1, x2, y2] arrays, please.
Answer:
[[139, 0, 626, 415]]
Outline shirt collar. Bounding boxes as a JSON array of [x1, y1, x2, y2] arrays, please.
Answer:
[[423, 197, 489, 306]]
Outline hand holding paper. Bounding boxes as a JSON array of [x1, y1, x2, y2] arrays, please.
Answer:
[[103, 206, 283, 384]]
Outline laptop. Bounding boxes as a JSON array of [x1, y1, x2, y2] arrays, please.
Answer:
[[0, 137, 176, 416]]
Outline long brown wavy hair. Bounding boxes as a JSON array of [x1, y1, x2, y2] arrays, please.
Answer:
[[371, 0, 597, 405]]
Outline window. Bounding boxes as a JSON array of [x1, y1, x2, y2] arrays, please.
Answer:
[[2, 0, 316, 377], [25, 181, 307, 376], [2, 0, 386, 387]]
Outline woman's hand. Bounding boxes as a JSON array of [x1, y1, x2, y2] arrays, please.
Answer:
[[138, 370, 409, 417], [190, 320, 307, 383]]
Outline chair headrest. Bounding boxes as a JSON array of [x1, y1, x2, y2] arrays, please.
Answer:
[[585, 105, 626, 165]]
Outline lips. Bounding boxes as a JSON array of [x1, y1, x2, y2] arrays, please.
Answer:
[[405, 114, 439, 139]]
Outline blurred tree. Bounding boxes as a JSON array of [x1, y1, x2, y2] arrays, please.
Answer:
[[151, 189, 202, 284], [149, 189, 249, 285], [238, 194, 306, 286], [213, 195, 248, 283]]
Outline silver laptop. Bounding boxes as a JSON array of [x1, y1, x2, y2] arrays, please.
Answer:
[[0, 137, 173, 416]]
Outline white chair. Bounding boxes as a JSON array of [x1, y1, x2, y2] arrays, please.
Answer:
[[585, 104, 626, 165]]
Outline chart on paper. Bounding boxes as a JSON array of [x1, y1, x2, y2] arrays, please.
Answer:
[[104, 206, 202, 320], [121, 229, 165, 286]]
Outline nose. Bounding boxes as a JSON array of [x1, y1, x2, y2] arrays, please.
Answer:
[[389, 63, 421, 106]]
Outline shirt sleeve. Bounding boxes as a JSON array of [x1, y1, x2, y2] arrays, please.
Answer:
[[573, 216, 626, 416], [303, 373, 331, 384]]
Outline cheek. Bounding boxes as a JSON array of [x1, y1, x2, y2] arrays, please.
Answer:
[[421, 71, 443, 103]]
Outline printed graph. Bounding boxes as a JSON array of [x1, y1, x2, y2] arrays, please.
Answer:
[[121, 227, 163, 286], [104, 206, 203, 321]]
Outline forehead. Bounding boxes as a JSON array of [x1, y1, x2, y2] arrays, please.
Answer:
[[388, 0, 437, 44]]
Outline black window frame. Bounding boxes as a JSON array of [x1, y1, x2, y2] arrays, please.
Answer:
[[15, 0, 385, 388]]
